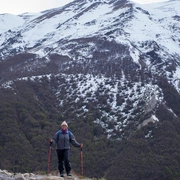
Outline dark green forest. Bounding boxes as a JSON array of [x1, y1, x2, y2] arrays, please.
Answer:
[[1, 77, 180, 180]]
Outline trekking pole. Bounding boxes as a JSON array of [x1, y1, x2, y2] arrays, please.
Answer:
[[47, 140, 52, 175], [80, 146, 84, 176]]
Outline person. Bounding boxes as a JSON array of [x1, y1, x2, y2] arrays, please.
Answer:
[[50, 121, 83, 177]]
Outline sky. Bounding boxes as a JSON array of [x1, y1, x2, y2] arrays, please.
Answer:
[[0, 0, 74, 15], [132, 0, 168, 4], [0, 0, 168, 15]]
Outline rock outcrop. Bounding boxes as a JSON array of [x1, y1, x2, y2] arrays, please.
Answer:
[[0, 170, 91, 180]]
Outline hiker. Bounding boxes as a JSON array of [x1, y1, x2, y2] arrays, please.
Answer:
[[49, 121, 83, 177]]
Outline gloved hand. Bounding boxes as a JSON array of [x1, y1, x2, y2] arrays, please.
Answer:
[[80, 143, 83, 148], [49, 139, 53, 146]]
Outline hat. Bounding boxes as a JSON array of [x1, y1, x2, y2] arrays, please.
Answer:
[[61, 121, 68, 127]]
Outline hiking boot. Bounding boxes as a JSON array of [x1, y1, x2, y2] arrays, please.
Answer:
[[60, 173, 64, 177], [67, 173, 72, 176]]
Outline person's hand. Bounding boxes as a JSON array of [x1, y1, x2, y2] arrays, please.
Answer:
[[49, 139, 53, 146], [80, 143, 83, 148]]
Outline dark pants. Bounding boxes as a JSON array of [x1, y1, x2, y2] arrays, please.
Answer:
[[56, 149, 71, 175]]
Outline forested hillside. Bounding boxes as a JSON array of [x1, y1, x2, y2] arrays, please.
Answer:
[[1, 76, 180, 179]]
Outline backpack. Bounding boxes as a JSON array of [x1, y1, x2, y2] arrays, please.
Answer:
[[57, 130, 71, 141]]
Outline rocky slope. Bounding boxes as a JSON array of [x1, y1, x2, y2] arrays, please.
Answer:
[[0, 169, 91, 180]]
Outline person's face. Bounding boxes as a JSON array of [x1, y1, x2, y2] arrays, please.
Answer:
[[62, 125, 67, 130]]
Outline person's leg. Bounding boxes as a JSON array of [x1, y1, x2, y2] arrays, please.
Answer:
[[56, 149, 65, 176], [64, 149, 71, 176]]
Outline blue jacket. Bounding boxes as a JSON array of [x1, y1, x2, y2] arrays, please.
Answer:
[[52, 130, 80, 150]]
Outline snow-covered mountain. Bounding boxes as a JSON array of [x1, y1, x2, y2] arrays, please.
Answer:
[[0, 0, 180, 139], [0, 0, 179, 57]]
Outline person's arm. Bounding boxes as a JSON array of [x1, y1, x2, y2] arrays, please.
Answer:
[[70, 132, 83, 148]]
